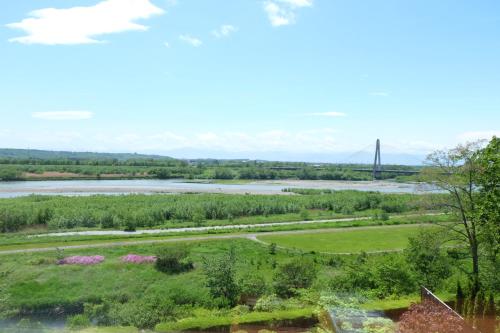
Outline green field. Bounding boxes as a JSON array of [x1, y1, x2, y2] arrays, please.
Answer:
[[258, 224, 437, 253], [0, 238, 321, 330]]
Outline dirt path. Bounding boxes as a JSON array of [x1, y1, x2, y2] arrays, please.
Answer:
[[33, 212, 443, 238], [0, 223, 430, 255]]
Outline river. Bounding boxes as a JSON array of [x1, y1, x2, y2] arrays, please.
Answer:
[[0, 179, 440, 198]]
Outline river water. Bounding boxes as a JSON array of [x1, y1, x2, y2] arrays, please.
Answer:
[[0, 179, 439, 198]]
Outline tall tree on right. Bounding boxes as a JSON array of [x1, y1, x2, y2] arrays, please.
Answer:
[[474, 137, 499, 292], [422, 137, 499, 297]]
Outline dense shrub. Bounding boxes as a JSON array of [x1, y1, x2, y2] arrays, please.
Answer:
[[66, 314, 90, 329], [238, 273, 268, 298], [273, 258, 317, 298], [330, 253, 417, 298], [155, 246, 193, 274], [405, 229, 452, 291]]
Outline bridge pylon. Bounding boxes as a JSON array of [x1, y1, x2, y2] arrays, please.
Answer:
[[373, 139, 382, 180]]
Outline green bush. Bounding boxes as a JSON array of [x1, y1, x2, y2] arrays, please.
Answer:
[[155, 246, 193, 274], [67, 314, 91, 329], [273, 258, 317, 298], [239, 273, 268, 298]]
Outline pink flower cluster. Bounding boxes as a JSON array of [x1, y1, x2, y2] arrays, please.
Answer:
[[58, 255, 105, 265], [121, 254, 157, 264]]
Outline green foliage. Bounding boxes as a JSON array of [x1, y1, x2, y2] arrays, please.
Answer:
[[331, 253, 419, 298], [0, 167, 23, 181], [155, 246, 193, 274], [373, 256, 416, 297], [67, 314, 91, 329], [0, 191, 427, 233], [300, 209, 311, 220], [238, 273, 268, 298], [273, 258, 317, 298], [0, 148, 421, 181], [269, 242, 277, 255], [202, 247, 240, 307], [404, 228, 452, 290], [475, 137, 500, 291], [254, 294, 287, 312], [123, 219, 137, 232]]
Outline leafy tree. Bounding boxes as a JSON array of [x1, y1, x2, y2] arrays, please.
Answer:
[[202, 247, 240, 307], [374, 256, 416, 297], [0, 167, 22, 181], [273, 257, 317, 298], [404, 228, 452, 290], [151, 168, 171, 179], [423, 140, 496, 296], [475, 137, 499, 291]]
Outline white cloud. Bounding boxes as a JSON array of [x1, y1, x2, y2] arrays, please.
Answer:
[[163, 41, 170, 47], [264, 0, 312, 26], [32, 111, 94, 120], [369, 92, 390, 97], [212, 25, 237, 38], [458, 130, 500, 142], [280, 0, 314, 6], [306, 112, 346, 117], [179, 34, 202, 47], [6, 0, 164, 45]]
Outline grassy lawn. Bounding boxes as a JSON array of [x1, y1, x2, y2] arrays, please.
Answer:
[[258, 224, 438, 253], [0, 213, 453, 253]]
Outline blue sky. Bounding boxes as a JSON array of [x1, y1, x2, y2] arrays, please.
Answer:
[[0, 0, 499, 162]]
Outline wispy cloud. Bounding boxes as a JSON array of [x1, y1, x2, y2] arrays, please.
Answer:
[[6, 0, 164, 45], [458, 130, 500, 142], [264, 0, 313, 27], [179, 34, 202, 47], [306, 112, 346, 117], [163, 41, 170, 48], [32, 111, 94, 120], [212, 25, 238, 38], [369, 91, 390, 97]]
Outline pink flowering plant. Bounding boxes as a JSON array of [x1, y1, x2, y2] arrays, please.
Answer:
[[57, 255, 105, 265], [121, 254, 157, 264]]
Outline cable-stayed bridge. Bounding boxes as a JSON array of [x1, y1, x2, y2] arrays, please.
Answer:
[[351, 139, 421, 179], [268, 139, 423, 180]]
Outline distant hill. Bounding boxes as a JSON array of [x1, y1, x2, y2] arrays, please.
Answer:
[[0, 148, 176, 162]]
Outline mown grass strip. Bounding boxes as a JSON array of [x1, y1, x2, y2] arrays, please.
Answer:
[[258, 224, 439, 253]]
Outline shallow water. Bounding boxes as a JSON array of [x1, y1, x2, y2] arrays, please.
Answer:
[[0, 179, 440, 198]]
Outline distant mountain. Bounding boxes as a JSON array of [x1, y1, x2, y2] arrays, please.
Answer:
[[156, 149, 427, 166], [0, 148, 175, 162]]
